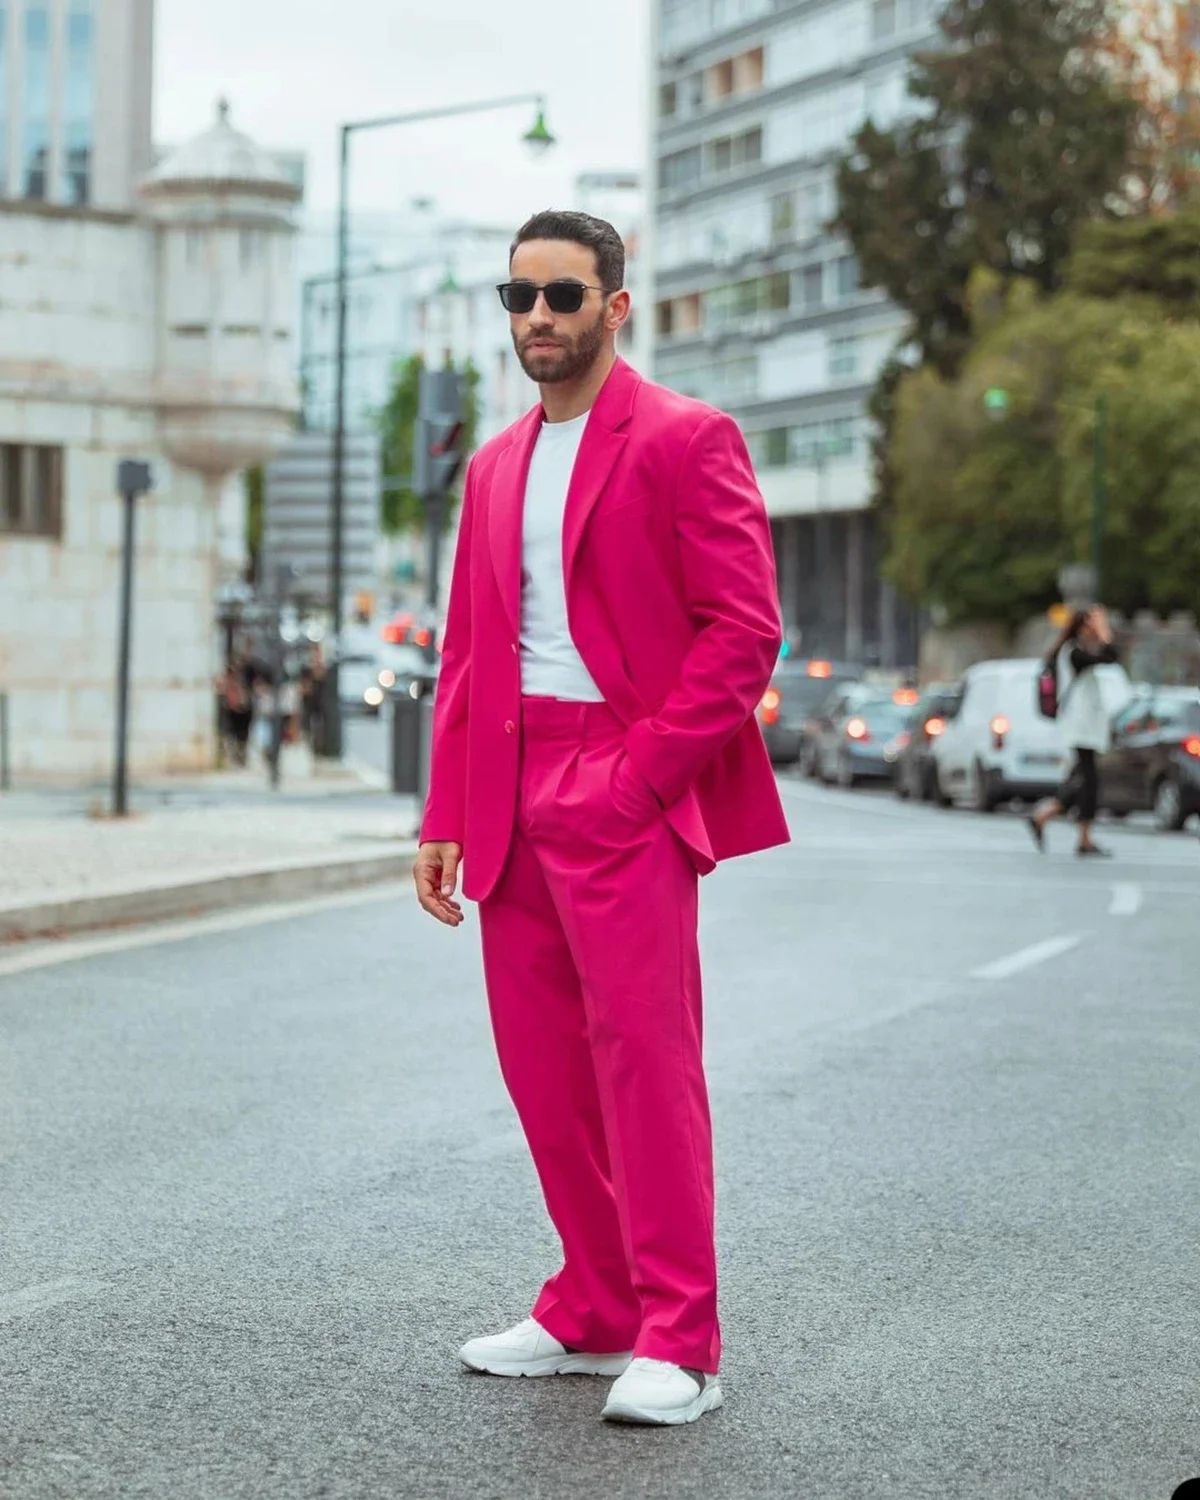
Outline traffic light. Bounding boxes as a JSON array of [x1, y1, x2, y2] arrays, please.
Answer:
[[413, 368, 467, 500]]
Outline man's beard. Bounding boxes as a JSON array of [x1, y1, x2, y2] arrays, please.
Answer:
[[514, 309, 607, 384]]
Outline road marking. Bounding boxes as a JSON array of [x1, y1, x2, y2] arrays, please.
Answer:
[[0, 1276, 105, 1324], [0, 881, 411, 982], [1109, 882, 1142, 916], [970, 933, 1083, 981]]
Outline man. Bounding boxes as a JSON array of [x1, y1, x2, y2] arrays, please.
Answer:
[[413, 210, 789, 1426]]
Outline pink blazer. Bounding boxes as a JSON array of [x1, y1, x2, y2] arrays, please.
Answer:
[[420, 357, 791, 902]]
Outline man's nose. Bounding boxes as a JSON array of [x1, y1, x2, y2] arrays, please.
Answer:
[[526, 292, 556, 328]]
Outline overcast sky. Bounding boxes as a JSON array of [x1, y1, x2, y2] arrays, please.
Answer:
[[155, 0, 650, 234]]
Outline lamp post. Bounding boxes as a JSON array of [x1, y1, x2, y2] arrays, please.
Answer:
[[321, 93, 555, 758]]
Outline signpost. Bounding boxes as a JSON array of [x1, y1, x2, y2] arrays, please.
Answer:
[[112, 460, 153, 817]]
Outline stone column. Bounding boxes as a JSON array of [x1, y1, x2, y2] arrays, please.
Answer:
[[845, 510, 865, 664]]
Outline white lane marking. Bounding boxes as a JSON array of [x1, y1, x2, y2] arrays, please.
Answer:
[[0, 881, 412, 982], [0, 1276, 105, 1324], [1109, 882, 1142, 916], [970, 933, 1083, 981]]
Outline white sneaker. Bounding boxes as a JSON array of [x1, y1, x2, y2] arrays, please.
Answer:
[[601, 1357, 724, 1425], [459, 1317, 632, 1378]]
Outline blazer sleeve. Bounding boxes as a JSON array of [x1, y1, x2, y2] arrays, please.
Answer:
[[419, 460, 477, 845], [623, 411, 783, 807]]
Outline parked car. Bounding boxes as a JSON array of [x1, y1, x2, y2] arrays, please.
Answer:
[[758, 659, 860, 765], [892, 684, 963, 801], [931, 657, 1132, 811], [807, 685, 917, 788], [337, 653, 389, 716], [1098, 687, 1200, 830]]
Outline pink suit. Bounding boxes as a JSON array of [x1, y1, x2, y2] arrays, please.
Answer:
[[422, 358, 789, 1371]]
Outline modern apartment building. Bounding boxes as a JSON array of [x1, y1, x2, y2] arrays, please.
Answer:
[[0, 0, 153, 211], [651, 0, 938, 666]]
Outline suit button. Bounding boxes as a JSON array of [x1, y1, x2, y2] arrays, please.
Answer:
[[504, 720, 516, 735]]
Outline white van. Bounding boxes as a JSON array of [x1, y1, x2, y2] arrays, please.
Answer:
[[931, 657, 1131, 811]]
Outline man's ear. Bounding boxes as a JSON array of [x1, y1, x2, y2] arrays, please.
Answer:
[[606, 289, 632, 335]]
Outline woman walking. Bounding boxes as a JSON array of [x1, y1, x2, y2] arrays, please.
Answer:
[[1028, 606, 1119, 856]]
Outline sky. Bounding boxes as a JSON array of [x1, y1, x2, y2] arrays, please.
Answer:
[[154, 0, 651, 239]]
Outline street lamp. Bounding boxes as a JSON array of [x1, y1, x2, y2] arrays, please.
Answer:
[[322, 93, 555, 758]]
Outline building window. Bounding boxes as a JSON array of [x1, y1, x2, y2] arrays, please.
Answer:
[[835, 254, 860, 298], [660, 146, 703, 192], [766, 271, 790, 310], [705, 126, 762, 178], [60, 0, 94, 204], [829, 335, 861, 378], [657, 300, 675, 338], [801, 264, 824, 308], [0, 444, 64, 538], [0, 3, 7, 196], [660, 81, 678, 118], [705, 57, 735, 102], [770, 192, 796, 245], [239, 229, 266, 269], [22, 3, 50, 199]]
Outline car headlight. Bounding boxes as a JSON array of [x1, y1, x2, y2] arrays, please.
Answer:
[[363, 686, 384, 707]]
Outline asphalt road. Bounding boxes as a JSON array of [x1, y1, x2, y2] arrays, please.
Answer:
[[1, 779, 1198, 1500]]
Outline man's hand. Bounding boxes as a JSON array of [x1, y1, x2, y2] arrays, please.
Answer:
[[413, 841, 465, 927]]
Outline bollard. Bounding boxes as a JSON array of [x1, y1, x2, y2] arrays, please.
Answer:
[[0, 691, 9, 791], [390, 682, 425, 796]]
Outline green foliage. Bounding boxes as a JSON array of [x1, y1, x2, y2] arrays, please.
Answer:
[[376, 352, 482, 535], [1067, 208, 1200, 310], [887, 290, 1200, 626], [835, 0, 1136, 375]]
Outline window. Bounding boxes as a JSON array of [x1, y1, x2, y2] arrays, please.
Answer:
[[770, 192, 796, 245], [705, 58, 735, 102], [829, 335, 860, 378], [22, 3, 50, 198], [766, 271, 790, 311], [60, 0, 94, 204], [239, 229, 266, 269], [660, 82, 678, 118], [657, 300, 675, 337], [660, 146, 702, 192], [705, 126, 761, 178], [802, 264, 824, 308], [835, 254, 860, 298], [733, 47, 764, 93], [0, 4, 8, 195], [873, 0, 897, 38], [0, 444, 64, 538]]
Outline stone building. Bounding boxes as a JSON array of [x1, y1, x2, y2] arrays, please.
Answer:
[[0, 100, 300, 779]]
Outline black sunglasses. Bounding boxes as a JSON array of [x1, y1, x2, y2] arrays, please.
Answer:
[[496, 280, 608, 315]]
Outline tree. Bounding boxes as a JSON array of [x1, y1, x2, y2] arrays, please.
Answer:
[[835, 0, 1137, 375], [376, 353, 481, 535], [886, 283, 1200, 626], [1105, 0, 1200, 210]]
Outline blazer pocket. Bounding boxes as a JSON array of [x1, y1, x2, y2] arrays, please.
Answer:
[[592, 490, 653, 524]]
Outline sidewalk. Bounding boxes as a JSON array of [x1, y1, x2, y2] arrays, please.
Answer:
[[0, 746, 420, 942]]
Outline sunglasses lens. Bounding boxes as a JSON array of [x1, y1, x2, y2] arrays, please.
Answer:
[[544, 282, 586, 314], [499, 283, 537, 314]]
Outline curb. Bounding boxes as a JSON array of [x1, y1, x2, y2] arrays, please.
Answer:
[[0, 845, 418, 944]]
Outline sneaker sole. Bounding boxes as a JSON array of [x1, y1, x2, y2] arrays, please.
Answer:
[[602, 1381, 724, 1425], [460, 1350, 632, 1378]]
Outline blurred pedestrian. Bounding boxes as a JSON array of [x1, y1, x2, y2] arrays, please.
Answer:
[[412, 211, 788, 1425], [218, 657, 253, 767], [1028, 605, 1119, 856], [300, 646, 325, 750]]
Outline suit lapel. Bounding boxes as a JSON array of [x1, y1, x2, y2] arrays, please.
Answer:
[[562, 359, 639, 596], [487, 407, 542, 638]]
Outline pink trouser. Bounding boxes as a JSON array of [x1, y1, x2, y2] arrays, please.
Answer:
[[478, 696, 720, 1373]]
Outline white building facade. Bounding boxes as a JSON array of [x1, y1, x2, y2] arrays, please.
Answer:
[[0, 0, 153, 211], [652, 0, 938, 664], [0, 101, 300, 779]]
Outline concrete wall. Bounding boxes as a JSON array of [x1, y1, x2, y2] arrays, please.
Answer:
[[0, 207, 221, 781]]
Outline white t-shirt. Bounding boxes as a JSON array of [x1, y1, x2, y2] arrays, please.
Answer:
[[519, 410, 604, 701]]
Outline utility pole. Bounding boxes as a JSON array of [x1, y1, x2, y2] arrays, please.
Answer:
[[112, 460, 153, 817]]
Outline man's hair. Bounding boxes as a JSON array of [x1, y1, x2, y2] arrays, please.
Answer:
[[510, 210, 625, 292]]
